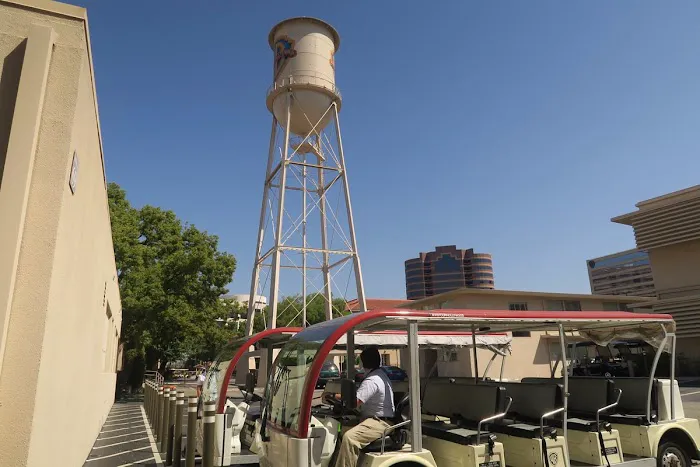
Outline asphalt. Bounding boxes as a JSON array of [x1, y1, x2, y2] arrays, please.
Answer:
[[680, 379, 700, 420]]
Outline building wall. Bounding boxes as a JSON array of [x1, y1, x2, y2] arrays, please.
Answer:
[[648, 241, 700, 293], [587, 249, 656, 297], [0, 2, 121, 466], [613, 186, 700, 359]]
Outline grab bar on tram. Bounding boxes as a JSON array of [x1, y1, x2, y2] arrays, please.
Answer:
[[540, 407, 566, 439], [477, 397, 513, 445], [596, 388, 622, 429]]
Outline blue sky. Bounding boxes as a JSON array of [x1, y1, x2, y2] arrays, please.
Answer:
[[77, 1, 700, 299]]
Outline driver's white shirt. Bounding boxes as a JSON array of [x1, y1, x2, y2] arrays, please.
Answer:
[[356, 369, 394, 420]]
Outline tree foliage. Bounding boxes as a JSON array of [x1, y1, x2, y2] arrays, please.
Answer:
[[108, 183, 237, 383], [252, 294, 349, 333]]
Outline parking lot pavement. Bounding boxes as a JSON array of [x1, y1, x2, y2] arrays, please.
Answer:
[[83, 402, 162, 467], [680, 381, 700, 420]]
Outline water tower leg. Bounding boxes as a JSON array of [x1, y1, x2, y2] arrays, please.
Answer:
[[333, 103, 367, 313], [246, 118, 279, 336], [268, 92, 293, 329], [317, 137, 333, 321]]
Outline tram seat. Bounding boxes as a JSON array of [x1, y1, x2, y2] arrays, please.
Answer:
[[486, 382, 563, 438], [420, 381, 507, 445], [521, 377, 615, 431], [602, 377, 659, 426], [362, 394, 410, 453]]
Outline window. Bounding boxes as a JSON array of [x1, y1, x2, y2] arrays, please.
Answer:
[[546, 300, 581, 311], [602, 302, 627, 312], [381, 353, 392, 366], [509, 302, 528, 311], [512, 331, 532, 337]]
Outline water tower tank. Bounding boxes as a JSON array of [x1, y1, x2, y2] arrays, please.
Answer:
[[267, 17, 341, 136]]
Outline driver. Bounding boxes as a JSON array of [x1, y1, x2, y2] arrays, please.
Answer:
[[335, 347, 395, 467]]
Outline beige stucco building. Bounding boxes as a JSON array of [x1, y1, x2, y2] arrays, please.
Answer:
[[0, 1, 122, 465], [612, 185, 700, 364], [396, 288, 652, 380]]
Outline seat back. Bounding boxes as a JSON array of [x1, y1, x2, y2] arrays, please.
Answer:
[[423, 381, 505, 422], [610, 377, 658, 416], [493, 382, 562, 422], [522, 377, 614, 415]]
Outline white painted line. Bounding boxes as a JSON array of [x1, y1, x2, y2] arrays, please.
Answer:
[[85, 446, 151, 462], [97, 430, 147, 441], [140, 404, 164, 466], [117, 456, 155, 467], [110, 409, 142, 414], [681, 389, 700, 397], [100, 426, 141, 434], [104, 414, 141, 426], [93, 436, 149, 449], [103, 420, 142, 428]]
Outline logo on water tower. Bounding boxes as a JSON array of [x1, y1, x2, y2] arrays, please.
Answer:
[[274, 36, 297, 79]]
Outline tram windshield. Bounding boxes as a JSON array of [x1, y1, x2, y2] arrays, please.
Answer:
[[263, 314, 356, 433], [202, 335, 250, 405]]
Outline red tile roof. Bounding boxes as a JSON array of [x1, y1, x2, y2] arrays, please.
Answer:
[[345, 298, 409, 312]]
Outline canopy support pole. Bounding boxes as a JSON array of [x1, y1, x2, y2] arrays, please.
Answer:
[[408, 321, 422, 452], [558, 324, 568, 442], [471, 326, 479, 380], [647, 328, 668, 423], [347, 331, 355, 382], [670, 332, 676, 420]]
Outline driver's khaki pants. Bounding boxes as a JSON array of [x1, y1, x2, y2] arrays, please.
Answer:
[[335, 418, 391, 467]]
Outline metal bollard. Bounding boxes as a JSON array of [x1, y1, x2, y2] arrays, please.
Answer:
[[167, 388, 177, 465], [145, 382, 151, 422], [186, 397, 197, 467], [174, 391, 184, 467], [161, 387, 171, 450], [156, 386, 164, 440], [149, 382, 155, 423], [202, 401, 215, 467]]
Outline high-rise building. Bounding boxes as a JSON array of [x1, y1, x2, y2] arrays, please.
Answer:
[[613, 185, 700, 363], [587, 249, 656, 297], [405, 245, 494, 300]]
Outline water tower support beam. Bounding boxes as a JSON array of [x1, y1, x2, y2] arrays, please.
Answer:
[[302, 164, 307, 327], [245, 117, 278, 336], [317, 134, 333, 321], [268, 92, 293, 329], [333, 103, 367, 313]]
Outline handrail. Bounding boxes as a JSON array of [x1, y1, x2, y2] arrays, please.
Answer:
[[540, 407, 566, 439], [596, 388, 622, 428], [380, 419, 411, 454], [477, 397, 513, 444]]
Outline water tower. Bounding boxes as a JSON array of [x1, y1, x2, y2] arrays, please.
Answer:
[[245, 17, 367, 335]]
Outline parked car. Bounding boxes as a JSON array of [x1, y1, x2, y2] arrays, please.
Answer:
[[343, 366, 407, 382], [381, 366, 408, 381], [316, 361, 340, 388]]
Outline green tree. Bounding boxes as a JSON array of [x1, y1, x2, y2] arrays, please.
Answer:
[[108, 183, 237, 387], [252, 294, 349, 332]]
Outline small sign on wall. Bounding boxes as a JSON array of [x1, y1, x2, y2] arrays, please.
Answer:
[[69, 150, 79, 194]]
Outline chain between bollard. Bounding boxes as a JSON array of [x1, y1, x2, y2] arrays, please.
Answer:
[[202, 400, 216, 467], [186, 396, 197, 467]]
